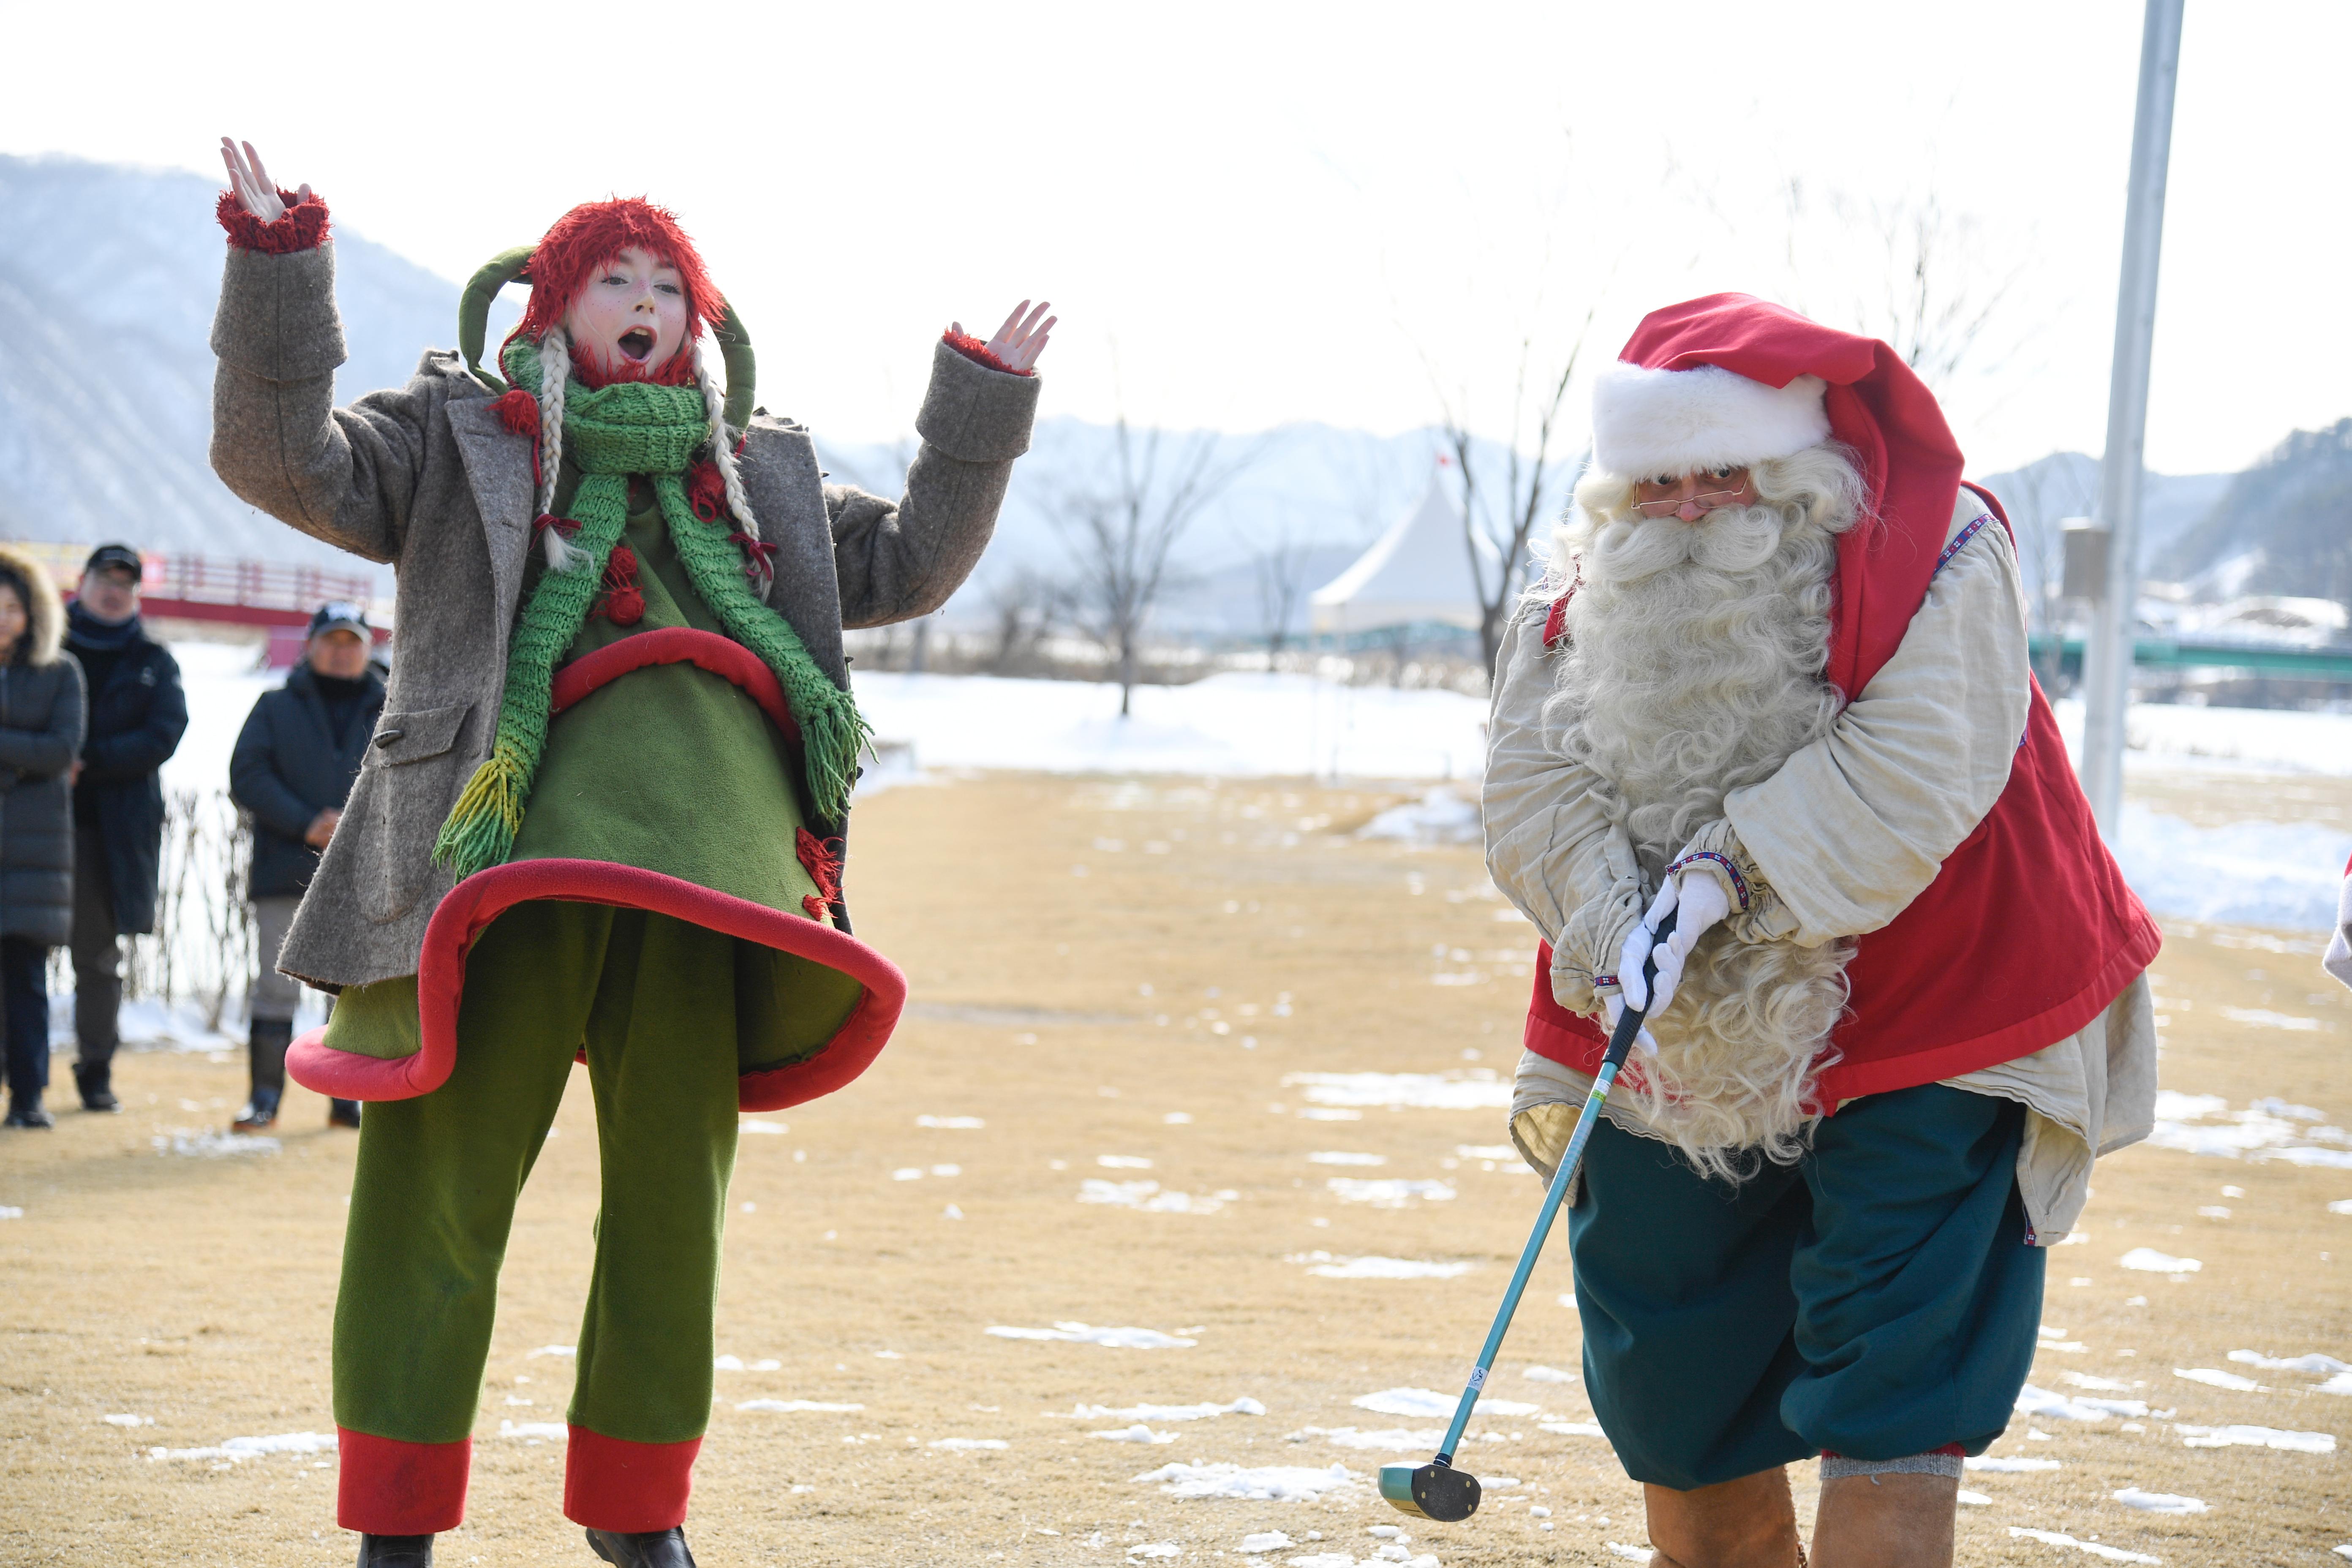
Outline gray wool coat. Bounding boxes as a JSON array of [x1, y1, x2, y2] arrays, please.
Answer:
[[208, 242, 1038, 991]]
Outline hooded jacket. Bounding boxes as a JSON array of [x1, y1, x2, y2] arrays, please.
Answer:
[[0, 544, 87, 945]]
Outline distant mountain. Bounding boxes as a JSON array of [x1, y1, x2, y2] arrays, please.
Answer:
[[0, 153, 513, 584], [2155, 419, 2352, 605], [1971, 451, 2231, 614]]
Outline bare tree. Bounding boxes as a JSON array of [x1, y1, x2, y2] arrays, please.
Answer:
[[1054, 417, 1262, 716], [1250, 524, 1319, 669], [1433, 308, 1595, 673], [983, 566, 1067, 676]]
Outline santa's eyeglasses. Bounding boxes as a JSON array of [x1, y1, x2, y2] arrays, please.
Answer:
[[1631, 487, 1748, 518]]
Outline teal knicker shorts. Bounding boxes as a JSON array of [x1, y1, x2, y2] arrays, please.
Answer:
[[1568, 1083, 2044, 1491]]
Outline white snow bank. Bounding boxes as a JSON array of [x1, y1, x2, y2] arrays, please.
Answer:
[[2143, 1094, 2352, 1169], [1302, 1256, 1473, 1280], [2173, 1423, 2334, 1452], [1353, 1388, 1536, 1418], [1135, 1459, 1358, 1501], [735, 1399, 862, 1413], [850, 671, 1487, 781], [1056, 1399, 1266, 1422], [153, 1128, 278, 1158], [2115, 1487, 2208, 1515], [988, 1323, 1198, 1349], [1282, 1070, 1512, 1111], [2017, 1384, 2133, 1422], [1078, 1179, 1237, 1214], [2173, 1368, 2262, 1392], [149, 1430, 335, 1462], [2118, 805, 2351, 930], [2121, 1248, 2202, 1274], [1093, 1424, 1178, 1444], [2056, 696, 2352, 778], [2230, 1349, 2349, 1374], [1357, 787, 1482, 846], [1324, 1178, 1455, 1207], [2008, 1526, 2159, 1564]]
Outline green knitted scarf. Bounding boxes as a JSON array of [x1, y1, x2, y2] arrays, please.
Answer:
[[431, 338, 870, 880]]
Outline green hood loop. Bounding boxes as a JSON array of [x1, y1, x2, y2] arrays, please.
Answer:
[[458, 246, 756, 431]]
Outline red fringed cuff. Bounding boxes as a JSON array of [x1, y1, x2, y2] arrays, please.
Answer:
[[216, 188, 331, 253], [943, 329, 1034, 378]]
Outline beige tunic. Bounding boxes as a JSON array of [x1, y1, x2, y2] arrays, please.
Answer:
[[1486, 490, 2157, 1242]]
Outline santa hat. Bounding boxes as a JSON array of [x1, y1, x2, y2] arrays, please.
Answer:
[[1593, 293, 1969, 700]]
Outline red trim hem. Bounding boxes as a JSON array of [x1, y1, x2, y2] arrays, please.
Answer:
[[564, 1428, 701, 1532], [943, 329, 1033, 377], [335, 1428, 469, 1534], [285, 860, 905, 1111], [217, 188, 331, 253], [551, 626, 804, 754], [1811, 912, 2161, 1101]]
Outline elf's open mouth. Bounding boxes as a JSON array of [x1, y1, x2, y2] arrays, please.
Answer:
[[617, 327, 657, 362]]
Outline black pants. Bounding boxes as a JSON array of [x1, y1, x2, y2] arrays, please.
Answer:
[[69, 825, 122, 1073], [0, 937, 51, 1102]]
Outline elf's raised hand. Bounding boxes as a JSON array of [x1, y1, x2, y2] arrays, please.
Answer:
[[219, 138, 309, 223], [952, 299, 1055, 372]]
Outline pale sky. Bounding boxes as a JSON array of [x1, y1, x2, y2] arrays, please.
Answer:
[[8, 0, 2338, 476]]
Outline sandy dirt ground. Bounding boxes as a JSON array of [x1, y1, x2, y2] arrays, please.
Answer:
[[1, 770, 2347, 1567]]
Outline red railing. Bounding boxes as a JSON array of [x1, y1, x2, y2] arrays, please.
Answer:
[[14, 542, 386, 633]]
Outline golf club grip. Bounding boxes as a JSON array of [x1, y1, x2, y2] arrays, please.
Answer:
[[1430, 907, 1678, 1464]]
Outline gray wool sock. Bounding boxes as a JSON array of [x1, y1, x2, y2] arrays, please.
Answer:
[[1819, 1450, 1966, 1481]]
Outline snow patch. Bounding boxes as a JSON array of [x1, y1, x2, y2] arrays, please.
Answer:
[[1324, 1178, 1456, 1207], [735, 1399, 862, 1413], [1055, 1399, 1266, 1422], [2173, 1424, 2334, 1453], [2115, 1487, 2208, 1515], [2007, 1526, 2161, 1564], [2119, 1248, 2202, 1274], [1353, 1388, 1535, 1418], [149, 1431, 338, 1462], [152, 1128, 278, 1158], [988, 1323, 1198, 1349], [1303, 1256, 1472, 1280], [1134, 1459, 1358, 1502], [1357, 787, 1482, 846], [1283, 1070, 1510, 1111]]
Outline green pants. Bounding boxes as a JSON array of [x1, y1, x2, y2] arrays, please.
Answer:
[[1568, 1083, 2044, 1492], [333, 901, 740, 1534]]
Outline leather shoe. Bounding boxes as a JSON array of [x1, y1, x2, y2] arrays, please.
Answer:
[[357, 1534, 433, 1566], [585, 1527, 698, 1567]]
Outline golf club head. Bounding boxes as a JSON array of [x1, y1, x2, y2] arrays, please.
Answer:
[[1378, 1460, 1482, 1522]]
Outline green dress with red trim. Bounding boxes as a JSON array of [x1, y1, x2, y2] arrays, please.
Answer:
[[317, 380, 882, 1097]]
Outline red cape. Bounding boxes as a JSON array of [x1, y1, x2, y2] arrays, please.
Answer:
[[1524, 297, 2158, 1105]]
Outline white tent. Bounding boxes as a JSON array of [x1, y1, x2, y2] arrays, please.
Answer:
[[1308, 471, 1489, 637]]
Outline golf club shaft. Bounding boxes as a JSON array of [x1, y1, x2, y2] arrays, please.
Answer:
[[1432, 910, 1676, 1465]]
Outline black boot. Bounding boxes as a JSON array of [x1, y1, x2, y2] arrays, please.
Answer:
[[584, 1527, 697, 1567], [4, 1089, 54, 1129], [238, 1018, 293, 1129], [74, 1061, 119, 1113], [329, 1098, 362, 1128], [357, 1534, 433, 1566]]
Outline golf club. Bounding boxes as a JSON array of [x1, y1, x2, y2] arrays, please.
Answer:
[[1378, 909, 1678, 1523]]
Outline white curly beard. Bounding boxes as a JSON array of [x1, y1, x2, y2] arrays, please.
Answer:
[[1542, 462, 1861, 1179]]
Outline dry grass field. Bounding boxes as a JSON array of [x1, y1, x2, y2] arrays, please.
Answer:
[[1, 770, 2347, 1567]]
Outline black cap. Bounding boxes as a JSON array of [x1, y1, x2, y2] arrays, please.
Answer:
[[308, 601, 371, 639], [84, 543, 143, 581]]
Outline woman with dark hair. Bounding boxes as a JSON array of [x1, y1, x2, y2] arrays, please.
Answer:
[[0, 544, 87, 1129]]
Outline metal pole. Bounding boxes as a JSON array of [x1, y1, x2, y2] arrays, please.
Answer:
[[2081, 0, 2186, 834]]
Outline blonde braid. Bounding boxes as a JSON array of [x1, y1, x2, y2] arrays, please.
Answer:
[[535, 329, 585, 573], [691, 341, 768, 589]]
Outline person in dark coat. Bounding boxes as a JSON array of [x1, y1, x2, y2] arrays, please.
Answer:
[[229, 602, 384, 1130], [0, 544, 87, 1128], [63, 543, 189, 1112]]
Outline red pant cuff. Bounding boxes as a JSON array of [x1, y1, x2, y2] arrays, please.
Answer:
[[564, 1426, 702, 1532], [337, 1428, 469, 1534]]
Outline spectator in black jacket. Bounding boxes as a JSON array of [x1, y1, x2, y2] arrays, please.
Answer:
[[228, 602, 383, 1130], [0, 545, 85, 1129], [63, 544, 188, 1112]]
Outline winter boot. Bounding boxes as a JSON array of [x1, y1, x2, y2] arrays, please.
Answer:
[[4, 1089, 54, 1129], [74, 1061, 120, 1113], [329, 1098, 362, 1128], [231, 1086, 282, 1132], [585, 1527, 698, 1567], [356, 1534, 433, 1566]]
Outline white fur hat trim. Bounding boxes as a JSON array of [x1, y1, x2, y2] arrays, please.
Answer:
[[1590, 361, 1831, 478]]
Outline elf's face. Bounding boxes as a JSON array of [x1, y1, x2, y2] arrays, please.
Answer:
[[561, 246, 691, 381]]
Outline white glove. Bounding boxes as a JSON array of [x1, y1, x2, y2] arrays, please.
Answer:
[[1626, 870, 1734, 1017]]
